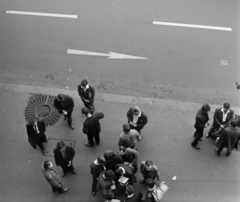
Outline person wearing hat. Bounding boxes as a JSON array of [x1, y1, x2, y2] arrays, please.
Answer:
[[90, 156, 106, 196], [215, 118, 240, 156], [117, 146, 139, 174], [78, 79, 95, 114], [124, 184, 143, 202], [98, 170, 116, 199], [82, 107, 104, 147], [42, 160, 69, 194], [118, 124, 140, 149], [53, 94, 75, 130], [191, 104, 211, 150], [127, 106, 148, 136], [206, 102, 234, 139], [53, 141, 76, 177]]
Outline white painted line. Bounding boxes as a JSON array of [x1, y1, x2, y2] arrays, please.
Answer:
[[67, 49, 148, 59], [153, 21, 232, 31], [6, 10, 77, 18]]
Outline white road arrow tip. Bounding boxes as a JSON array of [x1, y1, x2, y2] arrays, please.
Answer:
[[67, 49, 147, 59]]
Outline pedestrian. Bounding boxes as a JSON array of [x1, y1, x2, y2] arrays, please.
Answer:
[[53, 94, 75, 130], [191, 104, 211, 150], [124, 184, 143, 202], [90, 156, 106, 196], [215, 119, 240, 156], [115, 164, 136, 185], [98, 170, 116, 199], [140, 160, 160, 184], [53, 140, 76, 177], [26, 118, 47, 154], [82, 107, 104, 147], [104, 150, 124, 171], [118, 124, 140, 149], [78, 79, 95, 114], [127, 106, 148, 137], [207, 102, 234, 138], [117, 146, 139, 174], [42, 160, 69, 194], [144, 180, 157, 202]]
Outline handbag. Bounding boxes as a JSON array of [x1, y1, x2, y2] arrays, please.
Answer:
[[152, 182, 169, 201], [215, 137, 223, 149]]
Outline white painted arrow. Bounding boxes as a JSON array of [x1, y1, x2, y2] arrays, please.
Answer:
[[67, 49, 147, 59]]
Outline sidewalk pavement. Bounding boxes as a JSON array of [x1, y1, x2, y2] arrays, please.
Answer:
[[0, 83, 239, 202]]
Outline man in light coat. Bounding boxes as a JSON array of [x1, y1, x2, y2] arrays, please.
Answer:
[[42, 160, 68, 194]]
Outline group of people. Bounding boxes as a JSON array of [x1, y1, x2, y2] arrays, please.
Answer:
[[191, 102, 240, 156]]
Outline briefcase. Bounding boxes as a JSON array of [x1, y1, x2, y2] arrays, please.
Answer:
[[215, 137, 223, 149], [28, 137, 36, 149]]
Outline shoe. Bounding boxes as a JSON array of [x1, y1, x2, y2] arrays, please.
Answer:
[[140, 179, 146, 184], [206, 133, 210, 138], [199, 139, 202, 141], [92, 191, 96, 196], [64, 116, 67, 121], [71, 170, 76, 175], [138, 136, 142, 141], [69, 124, 75, 130], [62, 173, 66, 177], [62, 188, 69, 193], [84, 142, 93, 147], [191, 144, 200, 150]]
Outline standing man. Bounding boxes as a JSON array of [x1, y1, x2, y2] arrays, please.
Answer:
[[191, 104, 211, 150], [124, 185, 143, 202], [207, 102, 234, 138], [117, 146, 139, 174], [215, 119, 240, 156], [53, 94, 75, 130], [78, 79, 95, 114], [42, 160, 69, 194], [26, 118, 47, 154], [90, 156, 106, 196], [127, 106, 148, 138], [98, 170, 116, 199], [82, 107, 104, 147], [140, 160, 160, 184], [118, 124, 140, 149], [53, 141, 76, 177]]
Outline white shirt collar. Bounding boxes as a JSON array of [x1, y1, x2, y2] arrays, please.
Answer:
[[221, 108, 230, 114], [119, 167, 126, 174], [81, 84, 89, 90], [127, 193, 134, 198]]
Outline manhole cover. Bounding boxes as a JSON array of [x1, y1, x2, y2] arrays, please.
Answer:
[[25, 94, 61, 127]]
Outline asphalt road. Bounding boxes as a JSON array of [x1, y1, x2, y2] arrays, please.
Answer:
[[0, 0, 240, 202]]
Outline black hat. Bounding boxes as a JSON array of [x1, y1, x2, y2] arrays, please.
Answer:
[[97, 156, 106, 164], [81, 107, 89, 115], [81, 79, 88, 86], [202, 104, 211, 111], [123, 124, 130, 132], [223, 102, 230, 109], [126, 185, 134, 194], [57, 94, 64, 101]]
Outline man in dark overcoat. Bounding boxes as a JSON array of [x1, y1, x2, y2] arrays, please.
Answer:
[[53, 94, 75, 130], [115, 164, 137, 186], [53, 140, 76, 177], [78, 79, 95, 114], [191, 104, 211, 150], [207, 102, 234, 138], [26, 118, 47, 154], [215, 119, 240, 156], [127, 106, 148, 136], [82, 107, 104, 147]]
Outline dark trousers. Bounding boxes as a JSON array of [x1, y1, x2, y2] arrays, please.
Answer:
[[52, 184, 64, 193], [87, 133, 100, 146], [92, 175, 98, 192], [64, 111, 72, 125], [60, 162, 75, 174], [192, 128, 204, 146], [83, 102, 95, 114]]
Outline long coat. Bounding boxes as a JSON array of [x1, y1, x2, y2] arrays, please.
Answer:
[[53, 95, 74, 114], [53, 145, 75, 166], [42, 163, 61, 188], [127, 108, 148, 131]]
